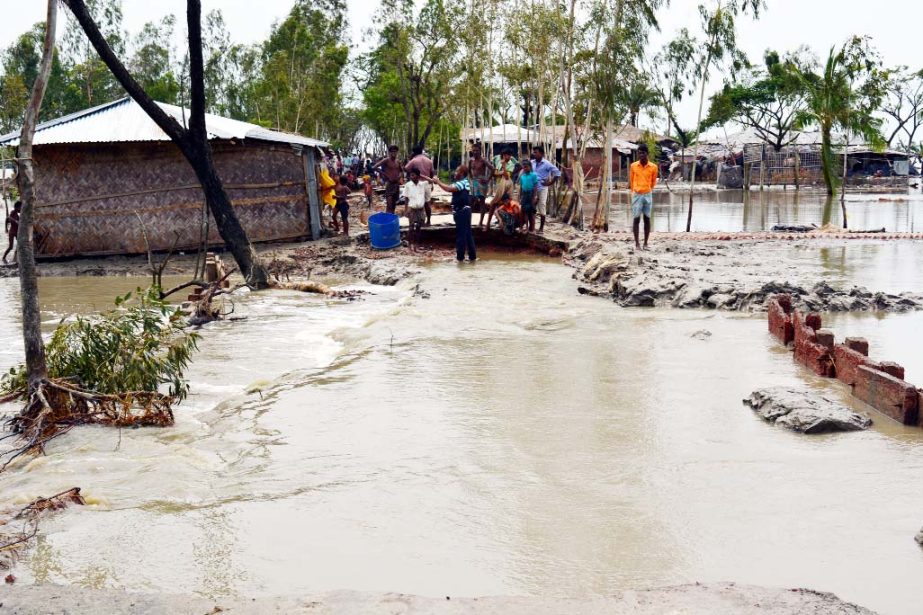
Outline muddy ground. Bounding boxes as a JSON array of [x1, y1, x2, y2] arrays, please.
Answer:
[[567, 234, 923, 312], [3, 219, 921, 316], [0, 583, 876, 614]]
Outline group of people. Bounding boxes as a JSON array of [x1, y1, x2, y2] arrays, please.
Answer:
[[421, 143, 562, 262], [319, 139, 659, 258]]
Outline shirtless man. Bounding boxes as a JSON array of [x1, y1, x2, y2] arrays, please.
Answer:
[[374, 145, 403, 214], [468, 144, 493, 229], [405, 146, 435, 226], [3, 201, 21, 263]]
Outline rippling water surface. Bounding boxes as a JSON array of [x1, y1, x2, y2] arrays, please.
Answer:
[[1, 250, 923, 615], [607, 189, 923, 233]]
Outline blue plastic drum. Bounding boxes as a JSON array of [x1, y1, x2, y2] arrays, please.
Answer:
[[368, 212, 401, 250]]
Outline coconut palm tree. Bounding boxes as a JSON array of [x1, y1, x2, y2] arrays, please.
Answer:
[[621, 81, 659, 127], [794, 38, 885, 195]]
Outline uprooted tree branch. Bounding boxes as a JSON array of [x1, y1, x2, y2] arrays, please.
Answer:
[[1, 287, 199, 470], [0, 488, 86, 571]]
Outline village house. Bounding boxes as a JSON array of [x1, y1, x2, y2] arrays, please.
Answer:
[[0, 97, 328, 258]]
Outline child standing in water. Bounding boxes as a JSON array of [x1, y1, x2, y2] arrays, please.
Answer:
[[333, 176, 351, 236], [518, 161, 538, 233]]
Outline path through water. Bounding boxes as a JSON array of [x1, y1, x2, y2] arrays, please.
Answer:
[[1, 252, 923, 615]]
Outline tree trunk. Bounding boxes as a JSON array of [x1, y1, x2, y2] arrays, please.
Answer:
[[15, 0, 57, 390], [685, 52, 713, 232], [591, 116, 613, 231], [63, 0, 271, 289], [820, 127, 835, 196]]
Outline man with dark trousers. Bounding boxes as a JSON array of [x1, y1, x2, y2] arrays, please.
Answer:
[[426, 166, 476, 262]]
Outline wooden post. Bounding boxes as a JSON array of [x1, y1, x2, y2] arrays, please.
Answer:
[[794, 149, 801, 191], [743, 161, 752, 191], [303, 147, 321, 240], [759, 144, 765, 191]]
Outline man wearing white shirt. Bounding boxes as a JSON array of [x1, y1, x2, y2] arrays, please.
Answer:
[[401, 169, 428, 250]]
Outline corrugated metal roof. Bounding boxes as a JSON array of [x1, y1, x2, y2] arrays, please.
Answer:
[[0, 97, 329, 149]]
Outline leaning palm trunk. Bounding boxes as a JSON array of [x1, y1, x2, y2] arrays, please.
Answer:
[[820, 126, 836, 196]]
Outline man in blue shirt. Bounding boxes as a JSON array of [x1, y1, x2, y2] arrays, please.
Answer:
[[426, 166, 477, 262], [518, 161, 539, 232], [531, 145, 560, 234]]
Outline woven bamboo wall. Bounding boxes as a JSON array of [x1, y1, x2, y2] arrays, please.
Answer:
[[32, 140, 311, 257]]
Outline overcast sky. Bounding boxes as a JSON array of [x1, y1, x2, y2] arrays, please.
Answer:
[[0, 0, 915, 130]]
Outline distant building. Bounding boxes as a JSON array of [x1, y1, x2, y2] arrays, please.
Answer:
[[0, 97, 328, 258]]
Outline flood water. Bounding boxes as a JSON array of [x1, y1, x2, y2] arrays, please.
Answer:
[[608, 189, 923, 233], [2, 250, 923, 615]]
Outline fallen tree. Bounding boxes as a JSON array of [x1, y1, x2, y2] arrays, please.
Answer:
[[1, 288, 199, 470]]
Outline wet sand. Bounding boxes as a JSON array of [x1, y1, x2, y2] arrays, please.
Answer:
[[0, 583, 875, 614]]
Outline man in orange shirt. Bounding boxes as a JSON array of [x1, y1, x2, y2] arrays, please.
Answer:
[[628, 143, 658, 250]]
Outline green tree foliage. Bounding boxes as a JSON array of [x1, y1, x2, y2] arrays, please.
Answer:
[[702, 49, 812, 150], [794, 36, 887, 195], [244, 0, 349, 136], [652, 30, 696, 147], [60, 0, 127, 108], [361, 0, 459, 151], [0, 1, 350, 143], [881, 67, 923, 150], [2, 287, 199, 401], [130, 16, 180, 105]]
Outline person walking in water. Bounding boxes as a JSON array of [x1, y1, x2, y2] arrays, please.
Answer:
[[3, 201, 21, 263], [531, 145, 560, 234], [629, 143, 658, 251], [426, 166, 476, 262], [374, 145, 403, 214]]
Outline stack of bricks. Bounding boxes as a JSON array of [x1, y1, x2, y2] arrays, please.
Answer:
[[767, 294, 920, 425]]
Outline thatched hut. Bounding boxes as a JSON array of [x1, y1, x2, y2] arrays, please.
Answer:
[[0, 97, 328, 258]]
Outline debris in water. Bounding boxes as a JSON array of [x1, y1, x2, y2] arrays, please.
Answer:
[[743, 387, 872, 434], [0, 487, 85, 570]]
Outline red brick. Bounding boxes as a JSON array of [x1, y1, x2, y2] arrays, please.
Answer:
[[768, 297, 794, 345], [815, 329, 835, 350], [834, 345, 880, 387], [845, 337, 869, 356], [792, 311, 817, 345], [878, 361, 905, 380], [805, 313, 822, 331], [853, 365, 919, 425]]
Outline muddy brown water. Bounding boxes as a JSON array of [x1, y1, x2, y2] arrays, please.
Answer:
[[1, 249, 923, 615], [607, 189, 923, 233]]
